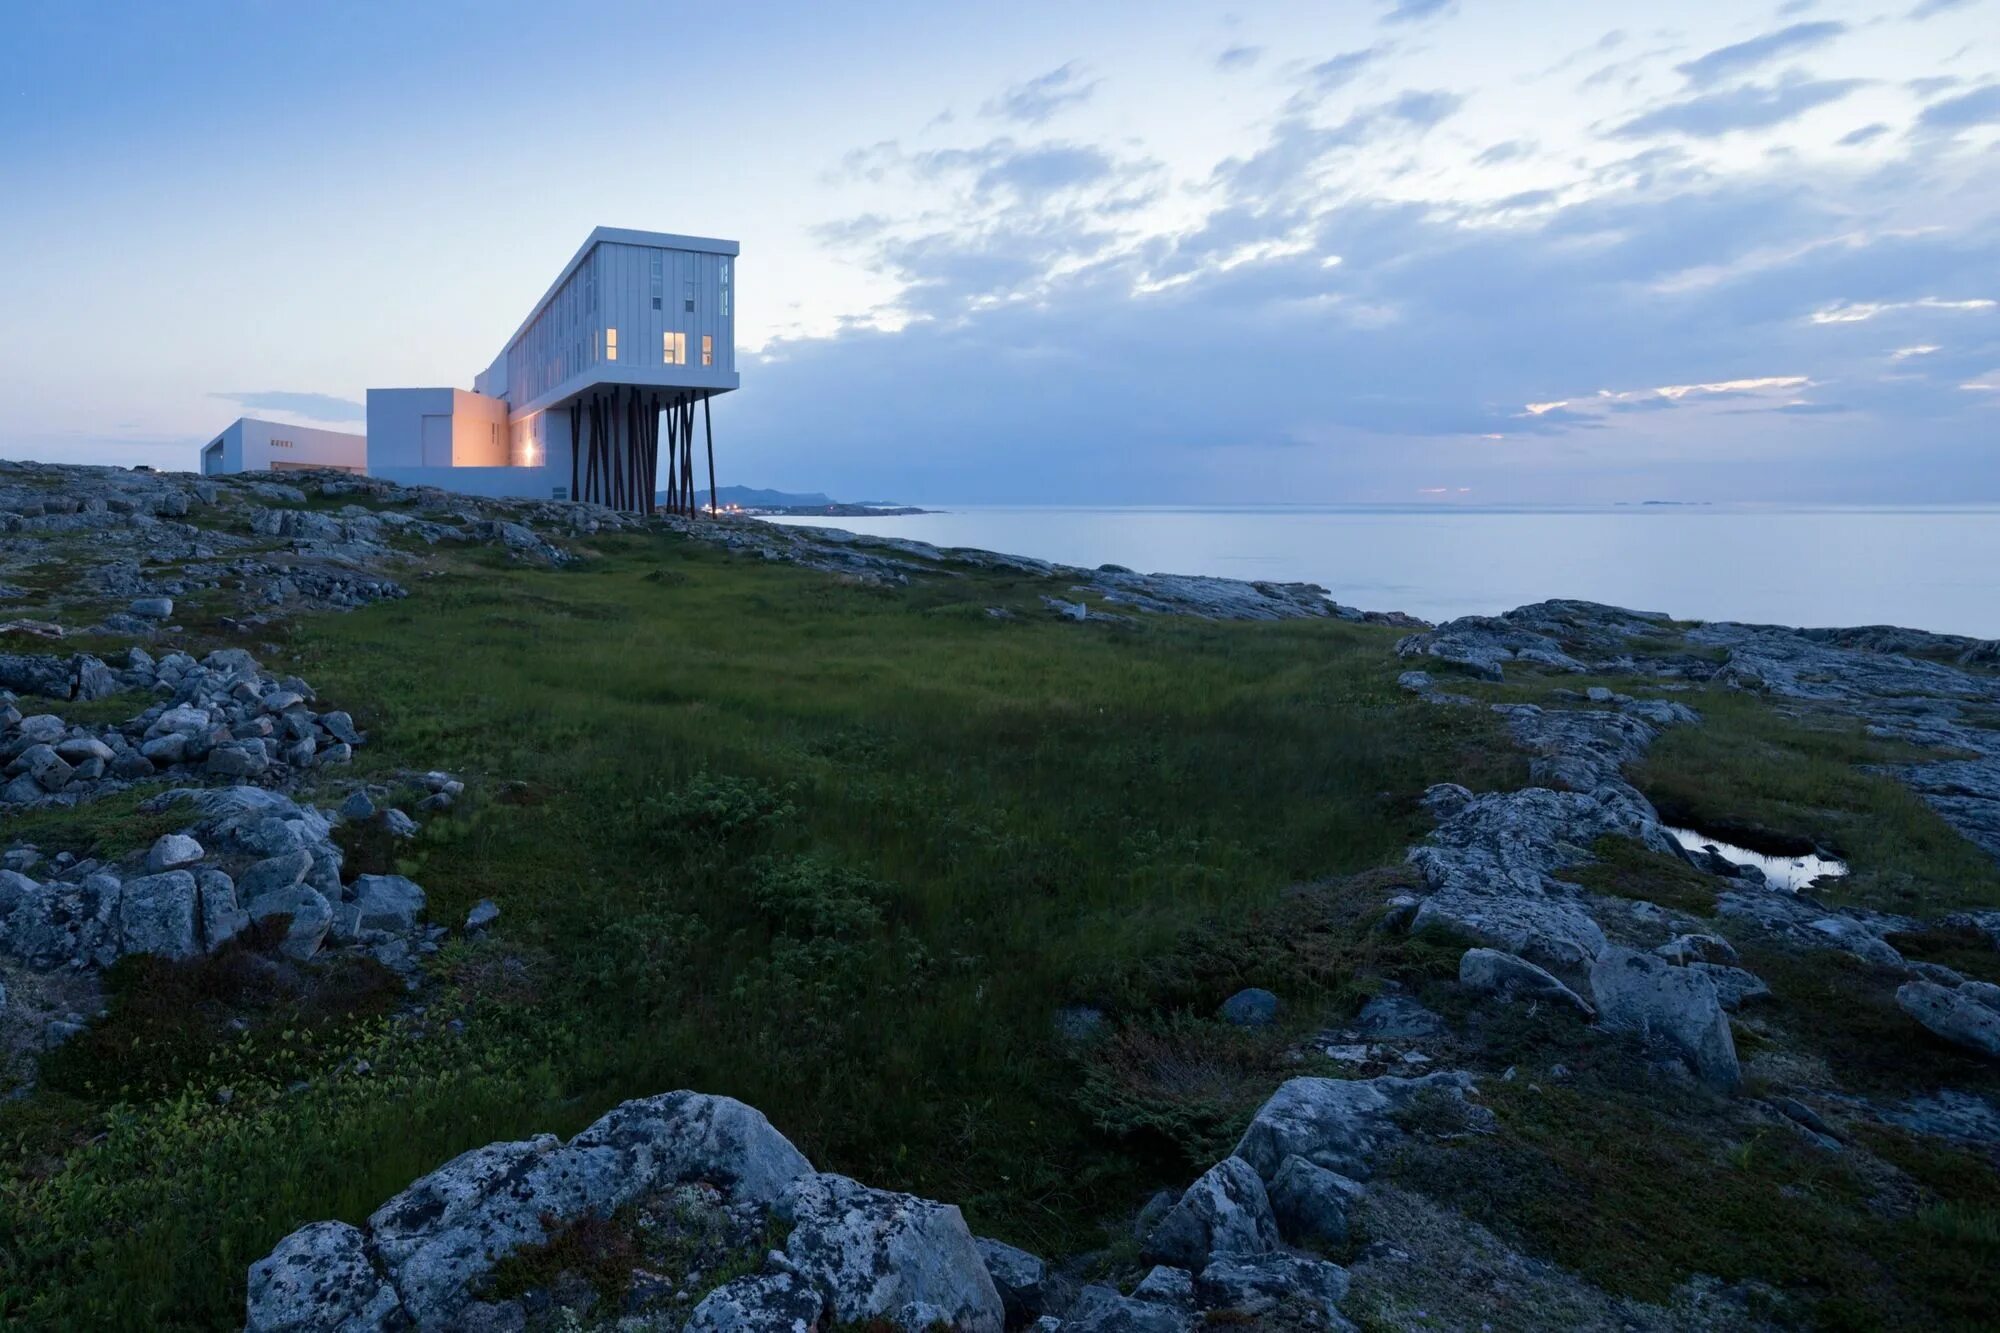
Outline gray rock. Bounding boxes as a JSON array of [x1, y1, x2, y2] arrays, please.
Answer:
[[1267, 1154, 1364, 1247], [1898, 981, 2000, 1060], [1688, 962, 1772, 1011], [976, 1236, 1048, 1324], [1653, 933, 1738, 965], [570, 1089, 813, 1207], [1065, 1284, 1190, 1333], [465, 898, 500, 932], [118, 870, 200, 959], [1195, 1252, 1350, 1325], [206, 743, 269, 778], [197, 868, 247, 950], [1218, 987, 1279, 1027], [53, 735, 114, 764], [367, 1133, 628, 1326], [1130, 1265, 1194, 1309], [1234, 1072, 1485, 1181], [247, 884, 333, 960], [1397, 670, 1434, 692], [0, 870, 120, 968], [1144, 1155, 1279, 1268], [145, 832, 204, 872], [349, 873, 426, 933], [245, 1220, 403, 1333], [1589, 946, 1740, 1091], [684, 1270, 825, 1333], [238, 816, 308, 858], [339, 789, 376, 821], [139, 733, 189, 765], [129, 596, 174, 620], [1458, 947, 1595, 1016], [237, 850, 312, 900], [322, 711, 363, 745], [1351, 993, 1445, 1041], [777, 1172, 1005, 1333], [381, 808, 419, 838]]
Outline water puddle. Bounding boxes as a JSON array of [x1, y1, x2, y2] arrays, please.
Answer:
[[1667, 826, 1848, 892]]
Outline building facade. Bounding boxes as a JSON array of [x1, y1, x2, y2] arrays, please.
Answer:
[[204, 226, 738, 513], [200, 418, 367, 477]]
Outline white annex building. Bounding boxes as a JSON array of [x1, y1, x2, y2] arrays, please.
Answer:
[[202, 226, 738, 514]]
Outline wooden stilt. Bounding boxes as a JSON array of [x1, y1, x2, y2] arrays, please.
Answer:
[[704, 392, 716, 518], [569, 401, 582, 502], [682, 398, 695, 517]]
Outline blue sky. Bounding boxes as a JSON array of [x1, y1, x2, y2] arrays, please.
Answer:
[[1, 0, 1995, 502]]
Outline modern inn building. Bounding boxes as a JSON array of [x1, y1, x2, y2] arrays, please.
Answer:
[[202, 226, 739, 513]]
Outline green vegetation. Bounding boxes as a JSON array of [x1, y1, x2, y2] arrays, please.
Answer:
[[0, 530, 1504, 1326]]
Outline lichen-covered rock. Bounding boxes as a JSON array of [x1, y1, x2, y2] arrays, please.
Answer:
[[1267, 1155, 1364, 1248], [145, 831, 204, 872], [776, 1172, 1005, 1333], [1458, 946, 1595, 1016], [1131, 1264, 1194, 1309], [975, 1235, 1047, 1324], [246, 883, 332, 960], [117, 870, 199, 959], [1233, 1073, 1484, 1182], [1143, 1156, 1279, 1268], [0, 870, 120, 968], [684, 1269, 825, 1333], [244, 1220, 403, 1332], [1590, 946, 1740, 1091], [1195, 1252, 1351, 1327], [366, 1133, 629, 1326], [569, 1090, 812, 1206], [1898, 980, 2000, 1060], [348, 873, 426, 933], [1065, 1284, 1192, 1333]]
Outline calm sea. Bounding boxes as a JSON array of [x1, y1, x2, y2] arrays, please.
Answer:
[[765, 504, 2000, 639]]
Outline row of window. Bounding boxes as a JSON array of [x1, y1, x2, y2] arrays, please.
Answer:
[[602, 328, 713, 366]]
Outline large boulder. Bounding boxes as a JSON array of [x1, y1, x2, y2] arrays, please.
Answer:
[[0, 870, 120, 968], [1233, 1073, 1484, 1182], [145, 832, 204, 872], [1143, 1156, 1279, 1268], [348, 873, 426, 933], [1898, 981, 2000, 1060], [117, 870, 200, 959], [975, 1236, 1048, 1324], [1589, 946, 1740, 1091], [1266, 1155, 1364, 1248], [244, 1220, 404, 1332], [569, 1090, 812, 1206], [1195, 1252, 1351, 1326], [366, 1133, 629, 1326], [1065, 1284, 1191, 1333], [776, 1172, 1005, 1333], [1459, 947, 1595, 1016], [246, 884, 333, 960]]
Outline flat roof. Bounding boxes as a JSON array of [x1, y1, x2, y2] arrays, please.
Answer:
[[494, 226, 740, 364]]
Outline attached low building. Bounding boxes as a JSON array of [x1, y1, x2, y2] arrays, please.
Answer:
[[201, 418, 367, 477], [201, 226, 739, 514]]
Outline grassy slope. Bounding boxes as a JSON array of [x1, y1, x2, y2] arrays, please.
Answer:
[[0, 531, 1511, 1326]]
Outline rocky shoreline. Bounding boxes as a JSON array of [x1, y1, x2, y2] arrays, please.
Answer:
[[5, 460, 2000, 1330]]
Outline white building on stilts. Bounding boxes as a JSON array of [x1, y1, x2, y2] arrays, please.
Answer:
[[201, 227, 739, 514]]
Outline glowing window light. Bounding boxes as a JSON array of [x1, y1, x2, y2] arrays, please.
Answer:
[[605, 328, 618, 361]]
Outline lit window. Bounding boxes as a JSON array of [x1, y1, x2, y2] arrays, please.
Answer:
[[663, 331, 686, 365], [605, 328, 618, 361], [720, 260, 731, 317], [702, 334, 713, 367]]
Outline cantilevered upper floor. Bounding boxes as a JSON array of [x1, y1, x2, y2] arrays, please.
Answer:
[[472, 226, 739, 419]]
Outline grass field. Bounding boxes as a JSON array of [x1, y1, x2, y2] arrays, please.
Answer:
[[0, 530, 1512, 1326]]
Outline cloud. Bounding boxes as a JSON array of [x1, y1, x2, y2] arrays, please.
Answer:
[[209, 391, 364, 422], [1611, 78, 1867, 139], [1838, 123, 1891, 146], [1675, 22, 1847, 86], [1381, 0, 1454, 24], [1892, 344, 1941, 358], [902, 138, 1134, 200], [983, 63, 1098, 125], [1299, 47, 1389, 100], [1918, 84, 2000, 132], [1474, 138, 1535, 165], [1807, 297, 1996, 323], [1215, 45, 1263, 71], [1909, 0, 1976, 18]]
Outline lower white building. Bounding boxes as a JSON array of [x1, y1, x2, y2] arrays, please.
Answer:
[[201, 418, 367, 476], [200, 226, 739, 514]]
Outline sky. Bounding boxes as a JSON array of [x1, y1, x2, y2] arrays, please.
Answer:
[[1, 0, 1996, 504]]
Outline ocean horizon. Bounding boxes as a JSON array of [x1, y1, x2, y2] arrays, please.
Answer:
[[765, 501, 2000, 639]]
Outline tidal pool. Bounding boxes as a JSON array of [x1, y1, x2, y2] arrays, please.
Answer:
[[1667, 826, 1848, 892]]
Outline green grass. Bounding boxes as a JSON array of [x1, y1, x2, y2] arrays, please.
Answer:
[[0, 530, 1506, 1327]]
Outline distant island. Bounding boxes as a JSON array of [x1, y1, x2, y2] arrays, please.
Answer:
[[676, 484, 931, 516]]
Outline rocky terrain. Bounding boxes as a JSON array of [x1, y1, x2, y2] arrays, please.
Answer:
[[4, 459, 2000, 1330]]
